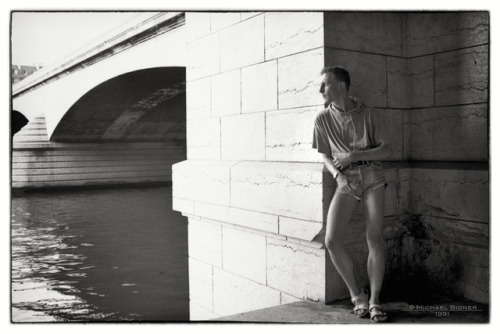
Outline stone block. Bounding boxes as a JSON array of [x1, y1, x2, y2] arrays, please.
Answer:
[[435, 45, 488, 106], [406, 12, 489, 57], [242, 61, 278, 113], [188, 218, 223, 268], [172, 197, 194, 215], [383, 165, 410, 217], [230, 161, 325, 222], [267, 238, 326, 301], [193, 202, 279, 233], [190, 302, 219, 321], [186, 77, 211, 120], [220, 15, 265, 71], [408, 56, 434, 108], [213, 268, 281, 316], [387, 57, 408, 108], [222, 226, 267, 284], [185, 12, 211, 42], [221, 113, 265, 160], [187, 33, 220, 81], [421, 216, 488, 249], [410, 167, 489, 223], [186, 117, 220, 160], [172, 160, 232, 205], [266, 106, 323, 162], [264, 12, 323, 60], [189, 257, 213, 311], [211, 69, 241, 116], [278, 48, 324, 110], [279, 216, 323, 242], [324, 12, 403, 56], [372, 108, 404, 161], [325, 48, 387, 108], [408, 104, 488, 161], [210, 12, 241, 32]]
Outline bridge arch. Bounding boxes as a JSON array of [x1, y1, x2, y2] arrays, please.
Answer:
[[51, 67, 186, 143]]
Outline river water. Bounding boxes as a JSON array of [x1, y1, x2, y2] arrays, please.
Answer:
[[11, 185, 189, 322]]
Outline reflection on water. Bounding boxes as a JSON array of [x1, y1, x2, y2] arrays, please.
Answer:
[[11, 186, 189, 322]]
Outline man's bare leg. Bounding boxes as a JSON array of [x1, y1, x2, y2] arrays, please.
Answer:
[[363, 185, 388, 321], [325, 191, 360, 298]]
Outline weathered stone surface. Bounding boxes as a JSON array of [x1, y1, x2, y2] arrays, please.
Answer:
[[222, 226, 267, 284], [189, 257, 214, 311], [186, 77, 211, 120], [408, 56, 435, 108], [388, 56, 434, 109], [278, 48, 324, 110], [173, 160, 232, 205], [190, 301, 219, 321], [193, 202, 279, 233], [325, 48, 387, 108], [185, 12, 211, 42], [435, 45, 488, 106], [372, 108, 404, 161], [230, 161, 325, 222], [387, 57, 408, 108], [210, 12, 241, 32], [266, 106, 323, 162], [410, 168, 489, 223], [406, 12, 489, 57], [400, 236, 488, 304], [279, 216, 323, 242], [188, 218, 223, 268], [383, 165, 410, 217], [242, 60, 278, 113], [407, 104, 488, 161], [220, 15, 265, 71], [324, 12, 403, 56], [420, 216, 488, 248], [172, 197, 194, 215], [187, 33, 220, 81], [211, 69, 241, 116], [213, 268, 281, 316], [186, 117, 220, 160], [264, 12, 323, 61], [267, 238, 326, 301], [221, 113, 265, 160]]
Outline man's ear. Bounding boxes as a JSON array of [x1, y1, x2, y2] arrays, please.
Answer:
[[339, 81, 347, 90]]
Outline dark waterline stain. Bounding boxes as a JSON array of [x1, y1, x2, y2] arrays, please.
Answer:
[[11, 185, 189, 322]]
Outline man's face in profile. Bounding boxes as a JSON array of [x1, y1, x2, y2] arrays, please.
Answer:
[[319, 73, 339, 105]]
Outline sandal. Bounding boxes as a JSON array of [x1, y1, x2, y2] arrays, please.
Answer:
[[351, 288, 369, 318], [369, 304, 388, 323]]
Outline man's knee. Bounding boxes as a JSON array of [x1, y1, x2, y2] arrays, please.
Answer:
[[325, 235, 343, 253], [366, 231, 384, 249]]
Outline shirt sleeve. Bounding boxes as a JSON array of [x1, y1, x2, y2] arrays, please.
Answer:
[[312, 118, 331, 155], [370, 109, 386, 147]]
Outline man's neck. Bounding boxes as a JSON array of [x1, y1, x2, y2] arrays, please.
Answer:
[[331, 94, 355, 113]]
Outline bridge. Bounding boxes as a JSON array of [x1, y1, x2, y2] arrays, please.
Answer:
[[12, 11, 489, 321]]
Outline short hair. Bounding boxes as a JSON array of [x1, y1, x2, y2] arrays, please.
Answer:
[[320, 66, 351, 91]]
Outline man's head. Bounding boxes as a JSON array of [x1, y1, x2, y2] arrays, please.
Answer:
[[319, 66, 351, 104]]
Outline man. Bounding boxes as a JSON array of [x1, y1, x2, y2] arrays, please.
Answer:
[[312, 67, 391, 323]]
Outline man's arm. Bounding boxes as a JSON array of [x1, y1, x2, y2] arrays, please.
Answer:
[[322, 153, 355, 194], [331, 143, 392, 169]]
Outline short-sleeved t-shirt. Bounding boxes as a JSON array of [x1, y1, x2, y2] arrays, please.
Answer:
[[312, 97, 385, 157]]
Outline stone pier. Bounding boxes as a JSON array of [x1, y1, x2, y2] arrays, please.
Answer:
[[172, 11, 489, 320]]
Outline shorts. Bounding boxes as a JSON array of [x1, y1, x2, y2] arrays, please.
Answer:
[[336, 161, 387, 201]]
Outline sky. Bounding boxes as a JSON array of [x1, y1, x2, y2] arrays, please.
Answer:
[[11, 12, 140, 67]]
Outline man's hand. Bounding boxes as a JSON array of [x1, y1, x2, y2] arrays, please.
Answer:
[[332, 152, 354, 169], [335, 173, 354, 194]]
